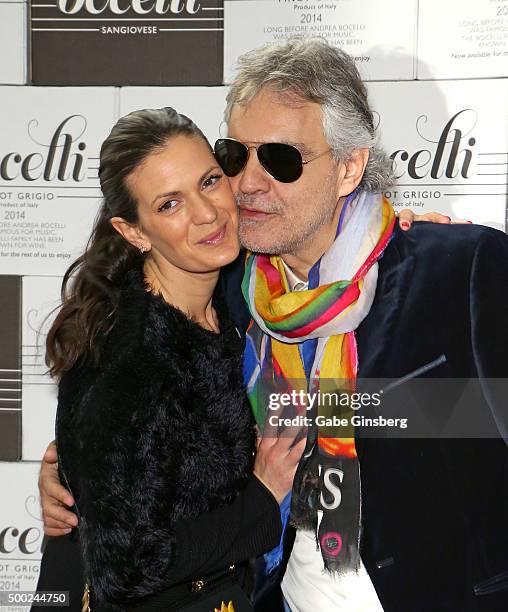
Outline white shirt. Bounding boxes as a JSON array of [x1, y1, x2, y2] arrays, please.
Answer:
[[279, 259, 384, 612], [282, 529, 383, 612], [281, 259, 309, 292]]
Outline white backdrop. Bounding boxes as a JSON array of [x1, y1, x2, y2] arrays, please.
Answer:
[[1, 0, 507, 602]]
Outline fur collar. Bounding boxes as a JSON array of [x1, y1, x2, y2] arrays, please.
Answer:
[[57, 265, 256, 586]]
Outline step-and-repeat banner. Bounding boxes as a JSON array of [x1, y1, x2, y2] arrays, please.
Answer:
[[224, 0, 418, 81], [370, 79, 508, 230], [0, 87, 115, 275], [418, 0, 508, 79], [29, 0, 224, 85], [1, 0, 507, 602]]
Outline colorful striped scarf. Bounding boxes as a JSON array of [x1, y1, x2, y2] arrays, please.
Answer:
[[242, 191, 395, 574]]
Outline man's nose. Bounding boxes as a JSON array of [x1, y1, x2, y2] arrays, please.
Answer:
[[235, 148, 271, 195]]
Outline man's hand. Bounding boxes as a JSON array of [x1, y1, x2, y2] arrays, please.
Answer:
[[397, 209, 471, 231], [253, 426, 306, 505], [39, 441, 78, 536]]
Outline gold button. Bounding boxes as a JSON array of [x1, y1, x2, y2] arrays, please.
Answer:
[[191, 579, 205, 592], [215, 602, 236, 612]]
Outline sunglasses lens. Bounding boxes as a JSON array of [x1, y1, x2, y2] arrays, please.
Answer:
[[258, 143, 303, 183], [214, 139, 248, 177]]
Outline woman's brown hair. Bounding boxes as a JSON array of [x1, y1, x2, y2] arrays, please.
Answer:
[[46, 107, 208, 378]]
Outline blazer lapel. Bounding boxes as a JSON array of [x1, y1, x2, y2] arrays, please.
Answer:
[[357, 234, 415, 380], [220, 250, 251, 337]]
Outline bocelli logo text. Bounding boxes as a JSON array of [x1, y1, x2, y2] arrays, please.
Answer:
[[56, 0, 201, 15], [389, 109, 478, 181], [0, 116, 89, 184]]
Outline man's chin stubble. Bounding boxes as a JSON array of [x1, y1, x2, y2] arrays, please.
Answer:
[[239, 220, 317, 255]]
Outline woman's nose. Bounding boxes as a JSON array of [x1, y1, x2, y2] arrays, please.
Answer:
[[190, 195, 218, 225]]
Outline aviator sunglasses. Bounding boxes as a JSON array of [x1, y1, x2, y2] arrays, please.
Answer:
[[214, 137, 331, 183]]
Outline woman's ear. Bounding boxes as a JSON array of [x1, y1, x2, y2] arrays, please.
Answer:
[[336, 148, 370, 198], [110, 217, 151, 253]]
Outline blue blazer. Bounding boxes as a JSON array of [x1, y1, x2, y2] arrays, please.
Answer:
[[221, 222, 508, 612]]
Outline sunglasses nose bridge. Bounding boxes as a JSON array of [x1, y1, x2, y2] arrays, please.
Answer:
[[245, 144, 260, 164], [242, 144, 266, 174], [233, 144, 273, 193]]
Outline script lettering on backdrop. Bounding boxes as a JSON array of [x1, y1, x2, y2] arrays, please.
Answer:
[[0, 87, 116, 275], [30, 0, 224, 85], [384, 110, 479, 212], [390, 110, 476, 182], [368, 80, 508, 230], [0, 466, 46, 610], [56, 0, 201, 15], [1, 117, 87, 183], [0, 115, 92, 270]]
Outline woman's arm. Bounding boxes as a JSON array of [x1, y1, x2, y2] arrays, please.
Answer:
[[170, 475, 281, 584], [76, 460, 281, 608]]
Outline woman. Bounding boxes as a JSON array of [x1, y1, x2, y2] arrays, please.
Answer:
[[43, 107, 304, 612]]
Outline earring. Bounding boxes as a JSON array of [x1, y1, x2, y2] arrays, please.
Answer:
[[139, 244, 146, 254]]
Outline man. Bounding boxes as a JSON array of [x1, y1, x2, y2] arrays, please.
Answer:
[[38, 39, 507, 611]]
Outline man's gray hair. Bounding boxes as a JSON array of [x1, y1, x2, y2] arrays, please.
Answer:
[[225, 38, 394, 192]]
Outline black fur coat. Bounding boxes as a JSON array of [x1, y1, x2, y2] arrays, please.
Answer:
[[56, 265, 256, 610]]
